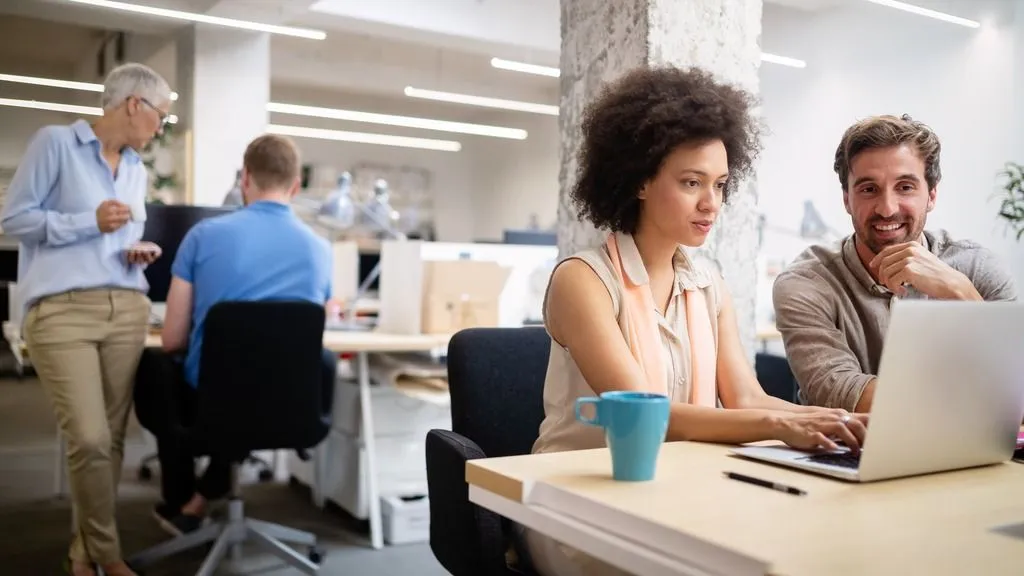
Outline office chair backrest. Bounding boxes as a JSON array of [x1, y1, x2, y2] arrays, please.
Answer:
[[196, 300, 331, 456], [446, 327, 550, 458]]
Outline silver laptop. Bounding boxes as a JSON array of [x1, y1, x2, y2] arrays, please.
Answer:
[[733, 300, 1024, 482]]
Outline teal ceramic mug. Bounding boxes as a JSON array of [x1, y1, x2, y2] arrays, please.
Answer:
[[575, 391, 670, 481]]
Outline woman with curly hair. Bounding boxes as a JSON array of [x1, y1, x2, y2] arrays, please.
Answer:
[[522, 66, 868, 576]]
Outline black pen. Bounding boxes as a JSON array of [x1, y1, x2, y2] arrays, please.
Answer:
[[724, 471, 806, 496]]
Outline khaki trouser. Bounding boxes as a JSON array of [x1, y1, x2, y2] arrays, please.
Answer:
[[24, 288, 150, 565], [523, 526, 636, 576]]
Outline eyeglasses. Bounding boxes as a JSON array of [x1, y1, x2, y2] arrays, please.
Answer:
[[135, 96, 169, 128]]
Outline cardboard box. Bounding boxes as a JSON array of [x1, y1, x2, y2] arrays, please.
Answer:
[[330, 241, 359, 303], [420, 260, 511, 334]]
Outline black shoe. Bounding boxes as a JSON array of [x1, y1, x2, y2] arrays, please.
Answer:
[[152, 503, 204, 537]]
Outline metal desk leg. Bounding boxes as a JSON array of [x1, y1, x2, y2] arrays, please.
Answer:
[[357, 351, 384, 549], [311, 360, 342, 508], [312, 443, 326, 508]]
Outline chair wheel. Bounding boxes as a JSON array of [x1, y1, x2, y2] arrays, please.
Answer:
[[258, 469, 274, 482], [138, 466, 153, 481], [308, 547, 325, 564]]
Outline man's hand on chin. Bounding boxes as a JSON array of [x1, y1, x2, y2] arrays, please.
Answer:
[[869, 241, 982, 300]]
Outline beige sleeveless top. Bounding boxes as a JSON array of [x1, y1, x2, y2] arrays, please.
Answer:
[[531, 232, 723, 455]]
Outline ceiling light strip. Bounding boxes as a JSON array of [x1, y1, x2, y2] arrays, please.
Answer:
[[404, 86, 559, 116], [61, 0, 328, 39], [760, 53, 806, 69], [0, 97, 178, 123], [490, 53, 808, 77], [267, 124, 461, 152], [266, 102, 526, 139], [490, 58, 560, 77], [0, 98, 458, 152], [0, 74, 520, 139], [0, 73, 179, 100], [862, 0, 980, 28]]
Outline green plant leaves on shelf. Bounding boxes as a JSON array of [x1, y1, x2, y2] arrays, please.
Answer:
[[996, 162, 1024, 240]]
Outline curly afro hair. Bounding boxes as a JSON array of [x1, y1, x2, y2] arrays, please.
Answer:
[[571, 65, 762, 234]]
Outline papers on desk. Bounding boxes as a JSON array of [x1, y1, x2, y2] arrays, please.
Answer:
[[369, 352, 449, 406]]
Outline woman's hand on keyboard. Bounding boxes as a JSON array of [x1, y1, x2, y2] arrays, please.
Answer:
[[774, 409, 868, 453]]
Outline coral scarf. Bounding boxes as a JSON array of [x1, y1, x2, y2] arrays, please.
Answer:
[[606, 234, 717, 407]]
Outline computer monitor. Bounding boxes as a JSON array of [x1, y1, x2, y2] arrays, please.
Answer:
[[141, 203, 236, 302], [502, 229, 557, 246]]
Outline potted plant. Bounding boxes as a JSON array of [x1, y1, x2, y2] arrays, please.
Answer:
[[996, 162, 1024, 240]]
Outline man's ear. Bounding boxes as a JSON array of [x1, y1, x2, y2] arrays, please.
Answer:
[[926, 186, 937, 212]]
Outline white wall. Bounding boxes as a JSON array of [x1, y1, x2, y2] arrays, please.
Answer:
[[759, 1, 1024, 304], [469, 110, 560, 241]]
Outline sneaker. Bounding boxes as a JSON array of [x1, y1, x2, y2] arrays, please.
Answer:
[[152, 503, 204, 537]]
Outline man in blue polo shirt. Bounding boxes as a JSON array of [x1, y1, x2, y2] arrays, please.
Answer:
[[134, 134, 332, 535]]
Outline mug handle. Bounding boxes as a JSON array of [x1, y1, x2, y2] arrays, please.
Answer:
[[575, 397, 601, 426]]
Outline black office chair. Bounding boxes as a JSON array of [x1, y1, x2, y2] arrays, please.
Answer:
[[755, 352, 801, 404], [128, 301, 335, 576], [426, 327, 550, 576]]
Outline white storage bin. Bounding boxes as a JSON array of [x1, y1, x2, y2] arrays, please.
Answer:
[[381, 494, 430, 544], [331, 379, 451, 438], [290, 429, 431, 520]]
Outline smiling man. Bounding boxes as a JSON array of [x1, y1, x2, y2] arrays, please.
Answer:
[[772, 114, 1017, 413]]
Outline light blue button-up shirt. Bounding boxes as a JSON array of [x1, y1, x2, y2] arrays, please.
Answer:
[[1, 120, 149, 321]]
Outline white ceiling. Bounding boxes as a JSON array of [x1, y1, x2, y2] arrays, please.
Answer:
[[0, 0, 997, 112]]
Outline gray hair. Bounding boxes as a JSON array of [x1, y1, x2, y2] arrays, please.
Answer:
[[100, 63, 172, 110]]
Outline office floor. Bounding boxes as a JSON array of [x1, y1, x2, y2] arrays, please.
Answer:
[[0, 374, 449, 575]]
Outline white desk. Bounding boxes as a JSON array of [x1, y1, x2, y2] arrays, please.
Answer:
[[146, 328, 450, 550], [467, 440, 1024, 575]]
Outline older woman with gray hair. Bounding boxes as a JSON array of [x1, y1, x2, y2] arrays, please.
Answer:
[[0, 62, 172, 576]]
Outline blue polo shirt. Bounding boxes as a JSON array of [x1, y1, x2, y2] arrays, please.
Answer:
[[0, 120, 149, 321], [171, 200, 332, 387]]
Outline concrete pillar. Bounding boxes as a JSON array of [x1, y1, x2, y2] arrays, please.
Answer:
[[558, 0, 764, 359], [175, 26, 270, 206]]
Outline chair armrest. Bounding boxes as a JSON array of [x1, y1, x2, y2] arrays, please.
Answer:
[[427, 429, 517, 576]]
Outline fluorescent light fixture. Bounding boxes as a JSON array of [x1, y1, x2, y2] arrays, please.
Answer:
[[60, 0, 328, 39], [0, 73, 179, 100], [490, 58, 560, 78], [404, 87, 559, 116], [267, 124, 461, 152], [492, 54, 807, 77], [760, 52, 806, 69], [863, 0, 980, 28], [266, 102, 527, 140], [0, 97, 178, 124]]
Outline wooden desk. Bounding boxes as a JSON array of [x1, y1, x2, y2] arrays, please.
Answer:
[[146, 328, 451, 550], [467, 441, 1024, 576]]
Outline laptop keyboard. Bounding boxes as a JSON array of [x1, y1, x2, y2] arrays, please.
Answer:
[[803, 451, 861, 469]]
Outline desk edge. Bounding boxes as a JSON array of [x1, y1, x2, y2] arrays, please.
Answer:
[[466, 461, 525, 503]]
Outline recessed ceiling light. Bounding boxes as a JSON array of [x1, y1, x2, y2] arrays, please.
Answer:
[[404, 87, 559, 116], [267, 124, 461, 152], [60, 0, 328, 39], [0, 97, 178, 124], [267, 102, 527, 139], [0, 73, 179, 100], [863, 0, 980, 28]]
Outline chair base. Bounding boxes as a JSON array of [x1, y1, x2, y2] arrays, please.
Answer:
[[128, 499, 323, 575]]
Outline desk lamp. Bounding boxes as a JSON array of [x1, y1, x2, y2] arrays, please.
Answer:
[[316, 177, 407, 330]]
